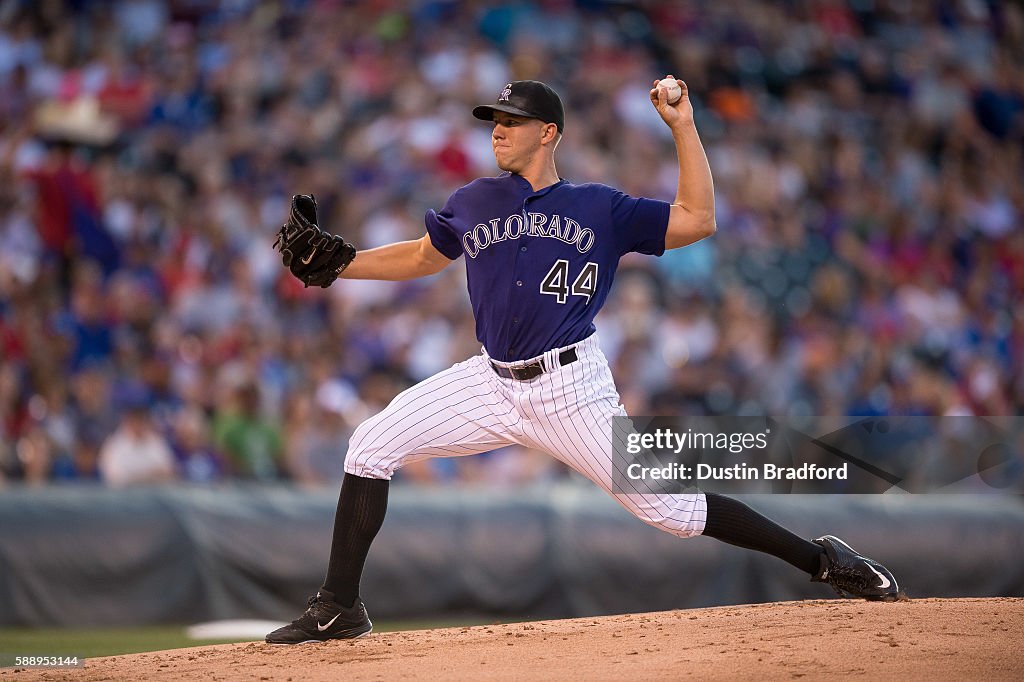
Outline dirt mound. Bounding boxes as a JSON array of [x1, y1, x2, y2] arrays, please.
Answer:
[[6, 598, 1022, 681]]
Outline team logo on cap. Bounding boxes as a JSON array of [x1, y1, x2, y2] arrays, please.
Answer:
[[499, 83, 513, 103]]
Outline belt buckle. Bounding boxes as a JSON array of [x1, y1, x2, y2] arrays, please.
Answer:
[[511, 363, 537, 380]]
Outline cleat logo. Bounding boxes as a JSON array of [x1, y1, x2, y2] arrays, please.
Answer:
[[318, 614, 341, 631], [866, 563, 891, 589]]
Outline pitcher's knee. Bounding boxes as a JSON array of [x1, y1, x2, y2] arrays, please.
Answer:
[[343, 447, 393, 480], [643, 514, 705, 539], [620, 493, 708, 539], [343, 428, 397, 479], [342, 418, 396, 479]]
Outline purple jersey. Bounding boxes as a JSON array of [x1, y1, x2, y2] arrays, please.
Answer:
[[425, 173, 670, 362]]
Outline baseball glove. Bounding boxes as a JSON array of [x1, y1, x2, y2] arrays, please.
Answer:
[[273, 194, 356, 288]]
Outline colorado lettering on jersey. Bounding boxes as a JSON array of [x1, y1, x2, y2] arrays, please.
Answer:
[[424, 173, 670, 361], [462, 212, 596, 258]]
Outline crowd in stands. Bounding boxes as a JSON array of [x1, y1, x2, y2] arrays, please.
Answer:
[[0, 0, 1021, 488]]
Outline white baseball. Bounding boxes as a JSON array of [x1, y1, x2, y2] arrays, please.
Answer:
[[658, 77, 682, 104]]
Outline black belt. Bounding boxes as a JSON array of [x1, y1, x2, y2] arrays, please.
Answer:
[[491, 347, 578, 381]]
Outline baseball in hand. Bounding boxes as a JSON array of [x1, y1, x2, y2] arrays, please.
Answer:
[[658, 77, 682, 104]]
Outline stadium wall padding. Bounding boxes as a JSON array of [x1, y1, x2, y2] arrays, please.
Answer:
[[0, 485, 1021, 626]]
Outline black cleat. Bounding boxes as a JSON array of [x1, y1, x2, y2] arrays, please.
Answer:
[[812, 535, 900, 601], [266, 591, 373, 644]]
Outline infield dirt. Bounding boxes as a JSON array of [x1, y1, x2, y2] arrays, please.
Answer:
[[4, 598, 1021, 681]]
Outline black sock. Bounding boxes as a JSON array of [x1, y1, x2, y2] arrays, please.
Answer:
[[322, 473, 390, 608], [701, 493, 824, 576]]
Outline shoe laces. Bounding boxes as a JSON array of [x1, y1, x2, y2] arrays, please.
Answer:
[[295, 594, 335, 623]]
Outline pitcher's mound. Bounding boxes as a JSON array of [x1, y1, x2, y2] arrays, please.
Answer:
[[17, 598, 1024, 680]]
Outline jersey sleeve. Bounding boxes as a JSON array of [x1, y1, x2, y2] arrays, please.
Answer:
[[610, 190, 671, 257], [424, 200, 464, 261]]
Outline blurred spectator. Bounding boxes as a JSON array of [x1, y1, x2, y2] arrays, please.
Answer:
[[283, 380, 361, 487], [14, 424, 53, 486], [97, 392, 177, 487], [68, 360, 119, 450], [212, 382, 284, 481], [59, 260, 114, 370], [169, 404, 223, 484], [22, 140, 119, 284], [51, 431, 102, 482]]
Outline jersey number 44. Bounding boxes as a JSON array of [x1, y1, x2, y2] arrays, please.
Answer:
[[540, 260, 599, 304]]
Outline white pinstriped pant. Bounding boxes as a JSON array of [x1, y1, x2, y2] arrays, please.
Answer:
[[344, 334, 707, 538]]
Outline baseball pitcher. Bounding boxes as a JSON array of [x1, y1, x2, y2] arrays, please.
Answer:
[[266, 78, 900, 644]]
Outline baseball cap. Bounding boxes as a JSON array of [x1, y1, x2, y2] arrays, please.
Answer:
[[472, 81, 564, 133]]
